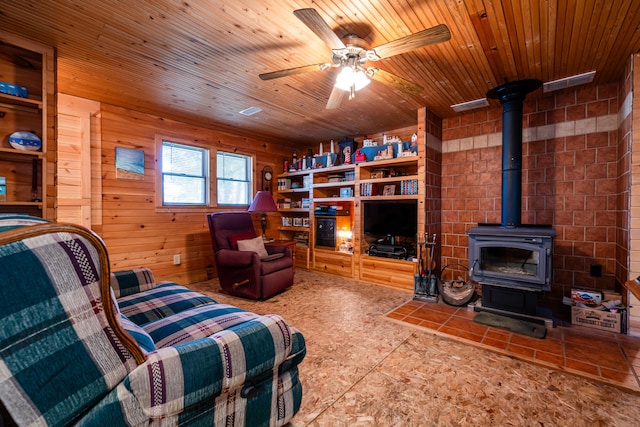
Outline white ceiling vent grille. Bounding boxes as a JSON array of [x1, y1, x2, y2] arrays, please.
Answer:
[[239, 106, 262, 116], [451, 98, 489, 113], [543, 71, 595, 93]]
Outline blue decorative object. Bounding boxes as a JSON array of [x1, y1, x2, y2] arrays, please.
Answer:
[[0, 81, 28, 98], [8, 131, 41, 151]]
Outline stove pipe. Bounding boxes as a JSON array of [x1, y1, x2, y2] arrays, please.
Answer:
[[486, 79, 542, 228]]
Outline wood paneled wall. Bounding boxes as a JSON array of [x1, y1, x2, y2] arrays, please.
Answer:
[[85, 103, 294, 284]]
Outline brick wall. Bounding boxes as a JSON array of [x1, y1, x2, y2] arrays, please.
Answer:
[[629, 54, 640, 279], [617, 55, 633, 288], [440, 80, 627, 300], [423, 108, 442, 263]]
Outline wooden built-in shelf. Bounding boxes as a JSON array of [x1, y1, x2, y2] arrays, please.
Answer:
[[0, 93, 43, 110], [278, 226, 310, 232], [359, 194, 419, 201], [313, 197, 355, 203], [359, 156, 418, 168], [0, 147, 44, 160], [359, 174, 419, 184], [280, 169, 310, 177], [278, 187, 310, 193], [0, 201, 43, 207], [278, 208, 308, 213], [313, 181, 355, 188], [275, 142, 421, 283]]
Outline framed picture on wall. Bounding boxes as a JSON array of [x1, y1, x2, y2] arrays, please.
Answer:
[[115, 147, 144, 180]]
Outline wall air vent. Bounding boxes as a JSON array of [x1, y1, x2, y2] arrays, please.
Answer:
[[451, 98, 489, 113], [543, 71, 595, 93], [239, 106, 262, 116]]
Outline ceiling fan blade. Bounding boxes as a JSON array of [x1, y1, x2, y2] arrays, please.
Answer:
[[370, 68, 424, 96], [259, 63, 330, 80], [370, 24, 451, 60], [293, 8, 346, 50], [326, 86, 346, 109]]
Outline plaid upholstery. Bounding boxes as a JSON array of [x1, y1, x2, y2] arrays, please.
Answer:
[[127, 314, 292, 416], [0, 225, 138, 426], [110, 267, 157, 298], [0, 217, 305, 426], [117, 282, 217, 325], [0, 213, 48, 232], [118, 314, 156, 353], [143, 303, 260, 348]]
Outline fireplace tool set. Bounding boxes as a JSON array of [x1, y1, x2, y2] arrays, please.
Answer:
[[414, 233, 439, 303]]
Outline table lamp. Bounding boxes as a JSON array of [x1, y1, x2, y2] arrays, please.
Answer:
[[248, 191, 278, 241]]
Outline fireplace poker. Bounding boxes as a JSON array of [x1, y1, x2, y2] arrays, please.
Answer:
[[416, 235, 426, 293], [417, 233, 423, 278], [426, 234, 438, 297]]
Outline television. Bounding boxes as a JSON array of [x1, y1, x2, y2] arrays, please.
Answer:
[[363, 200, 417, 238]]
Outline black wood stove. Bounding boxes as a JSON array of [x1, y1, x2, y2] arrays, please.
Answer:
[[468, 79, 555, 321]]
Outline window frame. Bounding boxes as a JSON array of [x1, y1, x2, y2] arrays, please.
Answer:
[[155, 134, 215, 211], [154, 134, 256, 212], [215, 150, 254, 207]]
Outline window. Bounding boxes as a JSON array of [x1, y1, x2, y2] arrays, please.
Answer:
[[217, 151, 252, 205], [161, 141, 208, 205]]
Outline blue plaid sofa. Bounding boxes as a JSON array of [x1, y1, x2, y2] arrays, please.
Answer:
[[0, 215, 306, 426]]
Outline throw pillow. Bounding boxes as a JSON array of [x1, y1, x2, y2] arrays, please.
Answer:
[[237, 236, 269, 258], [229, 231, 256, 250]]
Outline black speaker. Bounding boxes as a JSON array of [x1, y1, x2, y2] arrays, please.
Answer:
[[315, 217, 336, 247]]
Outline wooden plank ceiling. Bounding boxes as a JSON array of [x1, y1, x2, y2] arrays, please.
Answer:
[[1, 0, 639, 146]]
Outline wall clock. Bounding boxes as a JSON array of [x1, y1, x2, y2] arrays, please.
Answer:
[[262, 166, 274, 192]]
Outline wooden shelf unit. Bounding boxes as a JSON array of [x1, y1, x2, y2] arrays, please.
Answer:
[[275, 148, 424, 287], [0, 31, 53, 219]]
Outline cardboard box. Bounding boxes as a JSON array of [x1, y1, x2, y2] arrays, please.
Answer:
[[602, 291, 622, 301], [571, 288, 602, 306], [571, 306, 625, 333]]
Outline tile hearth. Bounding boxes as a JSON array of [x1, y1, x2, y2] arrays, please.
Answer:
[[385, 299, 640, 393]]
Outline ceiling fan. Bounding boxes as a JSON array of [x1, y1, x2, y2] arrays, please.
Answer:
[[259, 8, 451, 109]]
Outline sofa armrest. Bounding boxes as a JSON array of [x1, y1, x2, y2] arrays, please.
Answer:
[[110, 267, 157, 298], [217, 249, 258, 267], [125, 314, 293, 418]]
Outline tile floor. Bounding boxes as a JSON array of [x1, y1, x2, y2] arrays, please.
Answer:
[[385, 298, 640, 392]]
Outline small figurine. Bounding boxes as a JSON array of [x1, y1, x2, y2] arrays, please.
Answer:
[[343, 146, 352, 164]]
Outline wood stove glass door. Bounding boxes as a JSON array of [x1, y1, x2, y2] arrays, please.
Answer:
[[480, 246, 539, 278]]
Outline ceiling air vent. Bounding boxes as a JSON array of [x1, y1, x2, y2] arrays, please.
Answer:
[[239, 106, 262, 116], [543, 71, 595, 93], [451, 98, 489, 113]]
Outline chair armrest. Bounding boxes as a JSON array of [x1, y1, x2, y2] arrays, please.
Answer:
[[266, 245, 292, 258], [217, 249, 258, 267], [110, 267, 156, 298], [125, 314, 293, 418]]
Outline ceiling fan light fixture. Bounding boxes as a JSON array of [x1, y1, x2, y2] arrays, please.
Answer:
[[334, 67, 370, 93]]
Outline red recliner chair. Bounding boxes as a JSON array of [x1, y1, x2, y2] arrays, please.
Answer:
[[207, 211, 294, 299]]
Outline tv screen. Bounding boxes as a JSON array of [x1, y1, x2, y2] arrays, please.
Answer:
[[363, 200, 417, 237]]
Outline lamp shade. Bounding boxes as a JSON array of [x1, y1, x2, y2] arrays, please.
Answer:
[[248, 191, 278, 212], [334, 67, 371, 92]]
